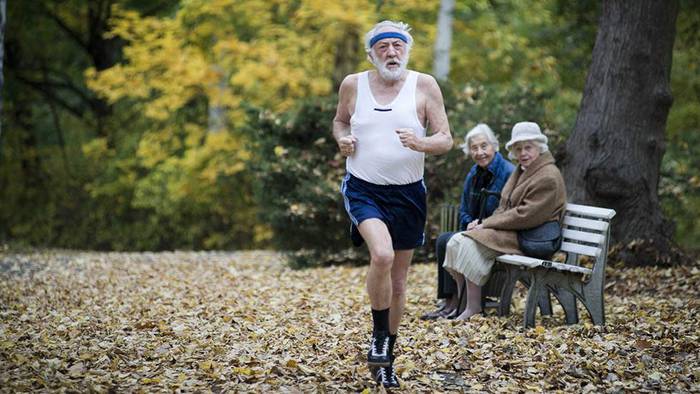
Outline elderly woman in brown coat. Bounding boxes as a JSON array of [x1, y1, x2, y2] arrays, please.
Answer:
[[443, 121, 567, 320]]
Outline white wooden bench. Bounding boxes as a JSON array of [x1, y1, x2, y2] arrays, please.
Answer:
[[496, 203, 616, 328]]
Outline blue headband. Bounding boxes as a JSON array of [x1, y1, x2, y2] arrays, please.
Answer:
[[369, 32, 409, 48]]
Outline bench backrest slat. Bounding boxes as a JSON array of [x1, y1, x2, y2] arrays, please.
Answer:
[[560, 241, 602, 258], [563, 216, 610, 232], [561, 203, 615, 259], [440, 205, 460, 233], [566, 203, 616, 220], [562, 228, 606, 245]]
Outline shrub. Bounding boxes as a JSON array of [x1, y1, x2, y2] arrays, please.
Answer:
[[246, 98, 350, 261]]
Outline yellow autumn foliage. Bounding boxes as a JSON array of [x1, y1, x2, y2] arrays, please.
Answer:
[[86, 0, 565, 131], [87, 0, 376, 126]]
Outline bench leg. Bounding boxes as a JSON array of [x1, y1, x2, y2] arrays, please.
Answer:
[[546, 270, 604, 326], [537, 291, 553, 316], [582, 286, 605, 325], [553, 287, 579, 325], [520, 273, 553, 317], [523, 273, 543, 328], [497, 265, 519, 317]]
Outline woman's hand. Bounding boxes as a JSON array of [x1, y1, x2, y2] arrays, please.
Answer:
[[462, 221, 483, 236], [466, 219, 481, 231]]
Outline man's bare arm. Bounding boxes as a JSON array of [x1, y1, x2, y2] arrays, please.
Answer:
[[417, 74, 453, 154], [333, 75, 358, 157], [333, 75, 356, 140]]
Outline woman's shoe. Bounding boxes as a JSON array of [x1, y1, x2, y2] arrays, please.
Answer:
[[420, 307, 446, 320], [447, 288, 468, 319], [445, 308, 459, 320]]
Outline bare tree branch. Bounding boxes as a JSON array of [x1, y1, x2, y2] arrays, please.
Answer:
[[42, 7, 89, 52], [14, 73, 86, 119], [11, 65, 94, 108]]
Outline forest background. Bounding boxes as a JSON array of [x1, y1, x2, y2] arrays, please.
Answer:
[[1, 0, 698, 266]]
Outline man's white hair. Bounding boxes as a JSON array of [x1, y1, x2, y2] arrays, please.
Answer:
[[364, 20, 414, 53]]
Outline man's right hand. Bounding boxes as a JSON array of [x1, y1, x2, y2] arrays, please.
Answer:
[[338, 135, 358, 157]]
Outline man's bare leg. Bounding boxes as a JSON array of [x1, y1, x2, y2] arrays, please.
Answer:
[[358, 219, 394, 310], [358, 219, 394, 367], [388, 249, 414, 333]]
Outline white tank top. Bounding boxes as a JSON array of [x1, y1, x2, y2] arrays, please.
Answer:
[[346, 70, 426, 185]]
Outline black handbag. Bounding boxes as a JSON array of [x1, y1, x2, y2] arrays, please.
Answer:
[[517, 221, 562, 259]]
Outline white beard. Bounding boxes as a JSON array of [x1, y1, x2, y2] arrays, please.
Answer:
[[372, 53, 410, 81]]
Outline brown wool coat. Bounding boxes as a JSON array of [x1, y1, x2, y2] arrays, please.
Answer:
[[465, 151, 567, 255]]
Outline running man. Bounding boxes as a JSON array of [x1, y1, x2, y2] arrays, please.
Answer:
[[333, 20, 453, 388]]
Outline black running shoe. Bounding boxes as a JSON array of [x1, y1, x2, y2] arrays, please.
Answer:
[[374, 364, 400, 388], [367, 330, 391, 367]]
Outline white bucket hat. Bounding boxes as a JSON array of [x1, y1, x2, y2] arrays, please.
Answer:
[[505, 122, 547, 151]]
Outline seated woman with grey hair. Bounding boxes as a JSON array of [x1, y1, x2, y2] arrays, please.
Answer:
[[443, 121, 567, 320], [421, 123, 514, 320]]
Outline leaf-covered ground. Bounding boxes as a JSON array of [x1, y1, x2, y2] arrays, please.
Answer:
[[1, 250, 698, 392]]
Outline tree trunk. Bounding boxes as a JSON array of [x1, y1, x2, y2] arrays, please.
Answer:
[[208, 65, 226, 133], [332, 25, 360, 92], [562, 0, 683, 265], [433, 0, 454, 81], [0, 0, 5, 145]]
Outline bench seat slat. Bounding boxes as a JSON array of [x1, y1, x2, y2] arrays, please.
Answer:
[[496, 254, 543, 268], [562, 228, 606, 245], [496, 254, 593, 275], [563, 216, 610, 232], [544, 261, 592, 275], [566, 203, 616, 220]]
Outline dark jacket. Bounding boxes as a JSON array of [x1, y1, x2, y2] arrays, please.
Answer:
[[458, 151, 515, 230], [467, 151, 567, 254]]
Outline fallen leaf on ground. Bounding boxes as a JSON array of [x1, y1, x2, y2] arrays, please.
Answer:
[[0, 250, 697, 392]]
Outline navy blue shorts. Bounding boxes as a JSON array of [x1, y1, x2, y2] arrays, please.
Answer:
[[340, 173, 427, 250]]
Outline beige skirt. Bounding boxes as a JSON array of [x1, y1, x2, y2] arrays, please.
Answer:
[[443, 233, 500, 286]]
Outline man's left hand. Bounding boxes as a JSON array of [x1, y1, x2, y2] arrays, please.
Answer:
[[396, 128, 424, 152]]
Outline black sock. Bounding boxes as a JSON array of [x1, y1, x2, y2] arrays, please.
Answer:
[[371, 308, 390, 333], [389, 334, 397, 360]]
